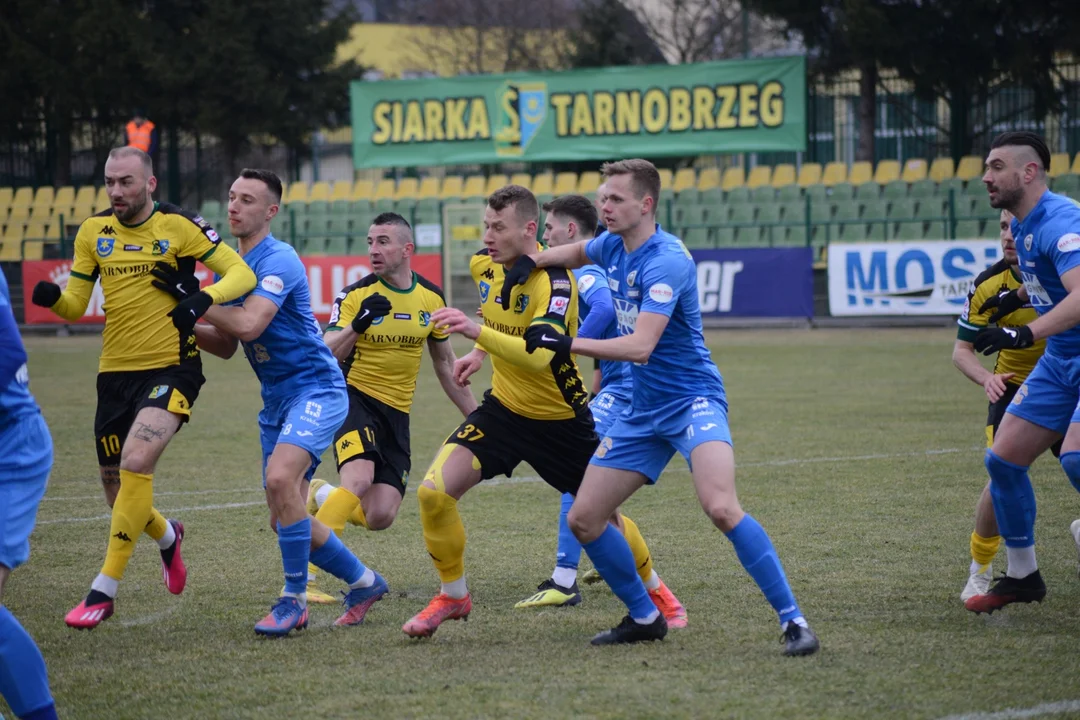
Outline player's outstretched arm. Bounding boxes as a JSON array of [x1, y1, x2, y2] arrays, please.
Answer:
[[431, 307, 556, 372], [525, 311, 668, 364], [193, 323, 239, 359], [33, 228, 96, 321], [428, 336, 478, 416], [199, 244, 256, 306]]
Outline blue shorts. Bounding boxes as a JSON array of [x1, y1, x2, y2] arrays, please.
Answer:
[[590, 390, 631, 438], [590, 395, 731, 483], [259, 387, 348, 487], [1004, 352, 1080, 435], [0, 413, 53, 570]]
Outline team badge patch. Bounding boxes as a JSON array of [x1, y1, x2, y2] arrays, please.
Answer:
[[152, 239, 170, 256], [148, 385, 170, 399], [626, 270, 637, 287], [478, 281, 491, 303], [419, 310, 431, 327], [96, 237, 115, 257], [1024, 234, 1033, 251], [514, 294, 530, 314]]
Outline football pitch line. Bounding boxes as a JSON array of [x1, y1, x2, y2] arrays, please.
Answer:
[[938, 699, 1080, 720], [36, 445, 980, 525]]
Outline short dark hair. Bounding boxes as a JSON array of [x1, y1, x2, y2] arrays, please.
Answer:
[[371, 211, 412, 230], [990, 131, 1051, 172], [487, 184, 538, 224], [542, 195, 598, 238], [239, 168, 283, 204], [601, 158, 661, 209]]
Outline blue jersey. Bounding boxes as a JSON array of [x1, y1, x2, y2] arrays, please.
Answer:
[[0, 272, 39, 424], [584, 226, 724, 411], [1012, 190, 1080, 357], [573, 264, 631, 397], [225, 236, 344, 402]]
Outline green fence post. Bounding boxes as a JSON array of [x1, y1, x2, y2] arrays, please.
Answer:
[[804, 193, 812, 247], [947, 188, 956, 239]]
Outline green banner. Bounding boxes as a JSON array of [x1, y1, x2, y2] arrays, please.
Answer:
[[350, 56, 806, 168]]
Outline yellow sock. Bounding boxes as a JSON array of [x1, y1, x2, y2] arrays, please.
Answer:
[[417, 484, 465, 583], [315, 487, 361, 535], [971, 531, 1001, 570], [101, 470, 154, 580], [307, 562, 319, 580], [619, 514, 654, 585], [143, 508, 168, 541], [348, 501, 368, 529]]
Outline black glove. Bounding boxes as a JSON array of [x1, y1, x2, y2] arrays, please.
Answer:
[[524, 324, 573, 355], [31, 281, 61, 308], [351, 292, 392, 334], [973, 325, 1035, 355], [979, 288, 1027, 324], [167, 291, 213, 332], [150, 261, 200, 301], [498, 255, 537, 310]]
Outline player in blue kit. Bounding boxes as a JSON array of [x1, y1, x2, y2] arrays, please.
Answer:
[[964, 132, 1080, 613], [500, 159, 819, 654], [154, 169, 388, 636], [514, 194, 686, 627], [0, 273, 58, 719]]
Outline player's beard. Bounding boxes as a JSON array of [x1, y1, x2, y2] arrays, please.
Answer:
[[989, 178, 1023, 211], [116, 189, 149, 223]]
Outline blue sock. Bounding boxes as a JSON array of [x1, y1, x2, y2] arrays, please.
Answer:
[[309, 530, 366, 585], [986, 450, 1036, 547], [1059, 451, 1080, 495], [581, 524, 655, 620], [277, 517, 312, 594], [0, 606, 57, 720], [555, 493, 582, 572], [726, 515, 802, 626]]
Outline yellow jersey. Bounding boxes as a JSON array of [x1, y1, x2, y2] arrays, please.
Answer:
[[326, 271, 448, 413], [957, 259, 1045, 382], [473, 248, 589, 420], [50, 202, 256, 373]]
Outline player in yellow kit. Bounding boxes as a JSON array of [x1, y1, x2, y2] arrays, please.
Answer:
[[30, 147, 256, 629]]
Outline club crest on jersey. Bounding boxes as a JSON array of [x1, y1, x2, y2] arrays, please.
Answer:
[[96, 237, 115, 257], [148, 385, 170, 399], [514, 294, 530, 314], [626, 270, 637, 287], [478, 281, 491, 303], [371, 314, 385, 326], [1024, 234, 1033, 251], [152, 239, 170, 256], [419, 310, 431, 327]]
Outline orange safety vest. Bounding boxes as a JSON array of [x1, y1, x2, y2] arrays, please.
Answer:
[[125, 120, 155, 152]]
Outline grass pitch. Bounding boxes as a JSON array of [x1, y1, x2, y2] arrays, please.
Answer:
[[6, 329, 1080, 719]]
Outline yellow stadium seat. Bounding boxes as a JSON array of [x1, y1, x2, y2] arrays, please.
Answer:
[[1072, 153, 1080, 175], [901, 159, 928, 183], [309, 182, 331, 202], [797, 163, 822, 187], [330, 180, 353, 201], [74, 186, 96, 207], [439, 176, 464, 199], [31, 186, 54, 210], [462, 176, 486, 198], [821, 162, 847, 186], [0, 188, 12, 210], [417, 177, 440, 199], [351, 179, 375, 201], [746, 166, 771, 189], [28, 205, 52, 223], [696, 168, 721, 191], [956, 155, 984, 180], [373, 179, 396, 201], [484, 174, 510, 196], [286, 182, 309, 204], [672, 168, 696, 193], [22, 241, 44, 261], [12, 187, 33, 208], [849, 161, 874, 185], [54, 186, 75, 208], [929, 157, 955, 183], [7, 205, 29, 224], [72, 202, 95, 222], [23, 221, 50, 241], [1, 223, 22, 243], [531, 173, 554, 196], [577, 171, 601, 194], [721, 167, 746, 191], [0, 242, 21, 261], [772, 164, 797, 187], [509, 173, 533, 191], [1049, 153, 1071, 177], [95, 187, 110, 211], [553, 172, 577, 195], [873, 160, 900, 184], [657, 169, 673, 190], [396, 177, 420, 200]]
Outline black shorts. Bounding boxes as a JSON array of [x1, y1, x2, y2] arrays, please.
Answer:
[[987, 383, 1062, 457], [446, 390, 598, 495], [94, 363, 205, 465], [333, 386, 411, 495]]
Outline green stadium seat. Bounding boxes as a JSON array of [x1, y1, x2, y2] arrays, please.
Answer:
[[713, 227, 736, 246], [302, 236, 327, 255], [937, 178, 964, 198], [963, 179, 987, 195], [804, 184, 827, 204], [374, 198, 395, 212], [413, 207, 441, 225], [201, 200, 222, 218], [916, 198, 947, 221], [729, 204, 755, 225], [953, 220, 982, 239], [909, 179, 938, 199], [708, 204, 731, 224], [855, 183, 881, 200], [887, 199, 916, 221], [784, 226, 809, 247], [780, 202, 805, 224], [1054, 174, 1080, 195], [323, 236, 348, 255], [895, 221, 926, 240], [777, 185, 802, 202], [674, 204, 708, 227], [882, 181, 909, 199], [861, 199, 888, 223], [756, 203, 781, 225], [682, 227, 711, 248], [699, 188, 723, 207], [724, 187, 750, 204], [750, 186, 775, 202], [675, 189, 701, 205], [307, 200, 328, 216], [864, 222, 887, 241], [829, 182, 855, 200], [735, 227, 763, 244], [307, 215, 333, 235], [330, 200, 350, 215]]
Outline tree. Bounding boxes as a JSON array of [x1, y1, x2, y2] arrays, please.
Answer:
[[569, 0, 666, 69]]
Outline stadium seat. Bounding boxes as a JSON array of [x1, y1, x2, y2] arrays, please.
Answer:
[[329, 181, 352, 202], [71, 201, 96, 223], [322, 236, 348, 255], [888, 199, 916, 223], [1050, 153, 1071, 177], [300, 236, 327, 255], [672, 168, 696, 194], [729, 203, 755, 226], [713, 227, 735, 246], [708, 204, 730, 224], [575, 171, 600, 195], [783, 225, 809, 247], [7, 205, 29, 225], [682, 227, 711, 248], [778, 184, 802, 202], [286, 182, 309, 204], [28, 205, 52, 224], [657, 168, 674, 191], [805, 184, 828, 203], [372, 178, 395, 203], [724, 186, 750, 204], [916, 198, 947, 221], [395, 177, 420, 201], [31, 187, 54, 212], [771, 164, 796, 188], [531, 173, 553, 197], [956, 155, 984, 180], [929, 157, 955, 183], [849, 162, 873, 185], [506, 173, 531, 192], [780, 201, 806, 224], [11, 187, 33, 209], [201, 200, 223, 219], [797, 163, 822, 187], [873, 160, 901, 185], [909, 179, 938, 199], [855, 183, 881, 200], [862, 199, 888, 224], [673, 203, 707, 227], [417, 177, 440, 199], [484, 174, 510, 196], [23, 221, 50, 241], [309, 182, 332, 202], [0, 241, 21, 262], [699, 187, 723, 206], [1072, 153, 1080, 175], [821, 162, 848, 186], [439, 176, 464, 200], [54, 186, 75, 210], [937, 177, 965, 198], [882, 180, 908, 198], [553, 172, 578, 195], [21, 240, 45, 261], [95, 186, 110, 211], [901, 159, 928, 183], [461, 176, 486, 199], [895, 221, 926, 240], [721, 167, 746, 191], [746, 166, 771, 189], [696, 168, 720, 191], [351, 179, 375, 202], [1053, 174, 1080, 195], [954, 219, 983, 239], [0, 187, 12, 212], [751, 185, 775, 202]]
